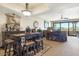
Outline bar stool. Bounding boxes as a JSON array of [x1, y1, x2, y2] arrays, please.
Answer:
[[34, 34, 43, 53], [35, 39, 43, 52], [4, 39, 14, 56], [13, 37, 23, 56], [23, 41, 36, 56]]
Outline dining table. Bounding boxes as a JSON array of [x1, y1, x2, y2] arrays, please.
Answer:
[[10, 32, 43, 56]]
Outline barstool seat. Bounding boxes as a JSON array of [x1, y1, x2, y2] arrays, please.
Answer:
[[24, 41, 35, 46], [23, 41, 36, 56], [35, 39, 43, 53], [4, 39, 14, 44], [35, 39, 42, 42]]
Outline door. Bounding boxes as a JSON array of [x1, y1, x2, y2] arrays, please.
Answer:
[[68, 22, 76, 36]]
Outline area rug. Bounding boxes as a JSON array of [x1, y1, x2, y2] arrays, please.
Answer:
[[35, 46, 51, 56]]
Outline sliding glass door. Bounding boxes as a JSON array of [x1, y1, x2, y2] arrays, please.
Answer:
[[61, 23, 68, 32], [53, 22, 61, 30], [68, 22, 76, 36], [52, 21, 79, 36], [76, 22, 79, 32]]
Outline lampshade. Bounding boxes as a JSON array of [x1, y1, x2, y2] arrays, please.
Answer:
[[22, 10, 32, 16]]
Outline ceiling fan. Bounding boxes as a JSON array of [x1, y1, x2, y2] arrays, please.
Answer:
[[22, 3, 32, 16]]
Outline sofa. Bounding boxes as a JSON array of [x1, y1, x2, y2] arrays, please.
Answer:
[[48, 30, 67, 42]]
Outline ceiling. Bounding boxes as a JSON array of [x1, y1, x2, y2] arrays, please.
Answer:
[[0, 3, 79, 16], [0, 3, 49, 15], [48, 3, 79, 13]]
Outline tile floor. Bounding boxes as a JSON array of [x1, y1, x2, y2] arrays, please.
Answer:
[[43, 36, 79, 56]]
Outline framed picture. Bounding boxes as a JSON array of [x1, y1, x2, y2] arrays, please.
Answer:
[[5, 13, 20, 31], [44, 20, 49, 28]]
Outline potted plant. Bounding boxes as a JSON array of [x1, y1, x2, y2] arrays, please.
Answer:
[[37, 28, 42, 32]]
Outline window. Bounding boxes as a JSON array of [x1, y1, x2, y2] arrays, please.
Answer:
[[61, 23, 68, 31], [44, 21, 49, 28], [54, 23, 60, 30]]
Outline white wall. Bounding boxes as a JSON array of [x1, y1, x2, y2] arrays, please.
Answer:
[[0, 12, 6, 47], [63, 7, 79, 19], [50, 6, 79, 20], [20, 15, 46, 30]]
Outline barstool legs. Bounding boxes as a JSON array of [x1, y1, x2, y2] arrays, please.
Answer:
[[8, 44, 11, 56], [41, 40, 43, 50], [4, 44, 7, 56], [4, 43, 14, 56]]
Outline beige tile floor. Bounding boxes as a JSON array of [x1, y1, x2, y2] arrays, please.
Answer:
[[43, 36, 79, 56]]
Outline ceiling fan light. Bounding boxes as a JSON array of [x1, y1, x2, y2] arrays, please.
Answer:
[[22, 10, 32, 16]]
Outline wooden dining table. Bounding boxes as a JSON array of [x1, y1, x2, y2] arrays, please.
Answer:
[[10, 33, 26, 55], [10, 32, 43, 56]]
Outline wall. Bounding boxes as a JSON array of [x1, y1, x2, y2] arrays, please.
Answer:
[[20, 15, 47, 30], [63, 7, 79, 19], [50, 6, 79, 20], [0, 12, 6, 47]]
